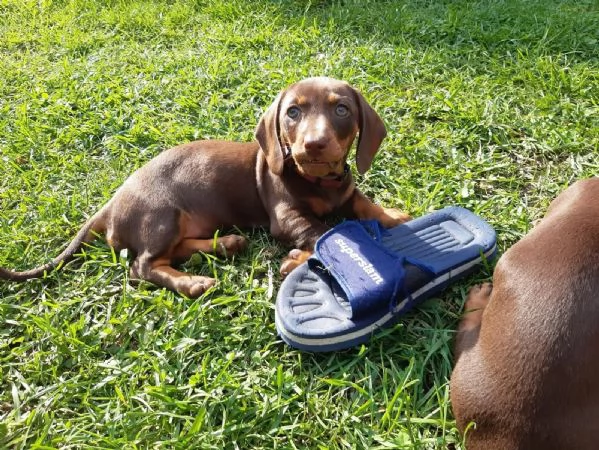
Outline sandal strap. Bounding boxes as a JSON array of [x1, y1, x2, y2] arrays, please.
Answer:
[[310, 221, 434, 318]]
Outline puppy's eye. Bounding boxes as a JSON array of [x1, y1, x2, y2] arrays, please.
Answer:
[[286, 106, 301, 119], [335, 104, 350, 117]]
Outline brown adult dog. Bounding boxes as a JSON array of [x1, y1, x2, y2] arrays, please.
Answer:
[[0, 77, 410, 298], [451, 178, 599, 449]]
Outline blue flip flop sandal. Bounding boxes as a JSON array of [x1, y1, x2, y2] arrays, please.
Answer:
[[275, 206, 497, 352]]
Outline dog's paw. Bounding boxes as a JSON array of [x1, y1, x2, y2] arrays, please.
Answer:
[[465, 282, 493, 311], [178, 275, 217, 298], [379, 207, 412, 228], [217, 234, 248, 256], [280, 249, 313, 278]]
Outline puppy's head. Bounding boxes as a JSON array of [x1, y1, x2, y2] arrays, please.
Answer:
[[255, 77, 386, 177]]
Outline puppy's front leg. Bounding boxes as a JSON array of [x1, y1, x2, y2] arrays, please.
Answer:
[[280, 248, 313, 276], [270, 209, 328, 277], [344, 189, 411, 227]]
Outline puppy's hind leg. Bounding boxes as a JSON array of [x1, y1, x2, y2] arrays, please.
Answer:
[[172, 234, 248, 261], [124, 209, 218, 298], [131, 254, 216, 298]]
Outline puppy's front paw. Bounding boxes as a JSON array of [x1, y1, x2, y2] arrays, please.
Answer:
[[280, 249, 313, 278], [465, 282, 493, 311], [379, 207, 412, 228]]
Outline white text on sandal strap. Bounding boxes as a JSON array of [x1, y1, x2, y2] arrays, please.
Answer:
[[334, 238, 384, 285]]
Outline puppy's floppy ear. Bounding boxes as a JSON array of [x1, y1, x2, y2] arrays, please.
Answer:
[[353, 88, 387, 175], [255, 91, 285, 175]]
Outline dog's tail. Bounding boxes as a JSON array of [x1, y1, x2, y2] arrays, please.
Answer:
[[0, 212, 105, 281]]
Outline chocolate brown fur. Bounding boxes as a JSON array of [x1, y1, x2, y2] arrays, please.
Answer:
[[0, 77, 410, 297], [451, 178, 599, 449]]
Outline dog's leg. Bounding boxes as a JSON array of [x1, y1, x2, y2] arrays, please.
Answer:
[[450, 282, 493, 441], [454, 282, 492, 362], [345, 190, 411, 227], [172, 235, 248, 261], [130, 254, 216, 298], [280, 248, 313, 276], [116, 208, 223, 298], [270, 212, 329, 277], [129, 234, 247, 298]]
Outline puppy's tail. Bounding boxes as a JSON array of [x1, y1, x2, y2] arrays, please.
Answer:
[[0, 212, 105, 281]]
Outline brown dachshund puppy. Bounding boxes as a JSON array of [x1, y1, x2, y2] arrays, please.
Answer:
[[0, 77, 410, 298], [451, 178, 599, 449]]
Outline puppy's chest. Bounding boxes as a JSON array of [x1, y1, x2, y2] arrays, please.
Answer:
[[303, 187, 353, 217]]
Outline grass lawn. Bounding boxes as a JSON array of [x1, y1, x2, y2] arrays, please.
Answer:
[[1, 0, 598, 448]]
